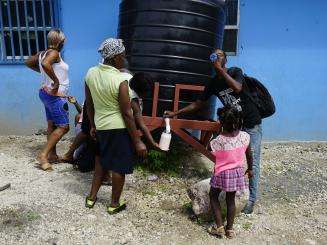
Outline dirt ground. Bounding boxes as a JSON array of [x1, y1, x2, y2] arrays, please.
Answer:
[[0, 135, 326, 245]]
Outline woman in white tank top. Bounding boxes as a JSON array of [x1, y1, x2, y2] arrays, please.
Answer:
[[25, 29, 70, 171]]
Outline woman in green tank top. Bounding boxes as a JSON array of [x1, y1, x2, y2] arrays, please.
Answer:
[[84, 38, 147, 214]]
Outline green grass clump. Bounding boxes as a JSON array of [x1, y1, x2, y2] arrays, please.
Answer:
[[136, 146, 185, 176], [242, 222, 253, 230], [26, 211, 41, 221]]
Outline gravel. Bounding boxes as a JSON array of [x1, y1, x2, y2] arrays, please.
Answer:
[[0, 136, 326, 245]]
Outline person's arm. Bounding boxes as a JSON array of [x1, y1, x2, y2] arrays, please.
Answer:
[[131, 99, 159, 149], [85, 83, 96, 138], [41, 50, 61, 95], [68, 96, 82, 113], [245, 145, 254, 178], [164, 77, 216, 118], [119, 81, 147, 157], [214, 61, 243, 93], [74, 102, 83, 114], [164, 100, 205, 118], [25, 52, 41, 73]]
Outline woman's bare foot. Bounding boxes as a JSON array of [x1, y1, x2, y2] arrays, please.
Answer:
[[37, 154, 53, 171]]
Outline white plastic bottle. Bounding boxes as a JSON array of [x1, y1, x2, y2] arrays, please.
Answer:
[[159, 118, 172, 151]]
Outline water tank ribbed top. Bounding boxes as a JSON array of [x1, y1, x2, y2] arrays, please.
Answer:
[[118, 0, 226, 117]]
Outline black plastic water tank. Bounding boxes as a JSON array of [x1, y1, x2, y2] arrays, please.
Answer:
[[118, 0, 226, 117]]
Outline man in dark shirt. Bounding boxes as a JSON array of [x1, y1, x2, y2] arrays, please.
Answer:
[[164, 49, 262, 214]]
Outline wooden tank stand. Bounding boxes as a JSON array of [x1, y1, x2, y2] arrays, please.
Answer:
[[142, 82, 221, 162]]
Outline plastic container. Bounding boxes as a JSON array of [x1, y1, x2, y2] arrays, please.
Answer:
[[159, 118, 172, 151]]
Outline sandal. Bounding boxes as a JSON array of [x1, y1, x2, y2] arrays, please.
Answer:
[[107, 201, 127, 215], [225, 228, 236, 239], [85, 196, 97, 209], [207, 225, 225, 238]]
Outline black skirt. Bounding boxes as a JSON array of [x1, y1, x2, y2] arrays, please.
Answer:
[[96, 128, 135, 174]]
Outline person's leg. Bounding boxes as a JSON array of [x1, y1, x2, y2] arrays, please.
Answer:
[[209, 187, 223, 228], [243, 124, 263, 213], [89, 156, 105, 200], [110, 171, 125, 207], [42, 96, 70, 165], [226, 191, 236, 230], [47, 120, 59, 162], [61, 131, 88, 162], [37, 125, 70, 166]]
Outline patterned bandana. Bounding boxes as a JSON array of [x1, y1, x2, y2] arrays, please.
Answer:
[[98, 38, 125, 59]]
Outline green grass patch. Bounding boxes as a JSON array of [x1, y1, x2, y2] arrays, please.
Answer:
[[242, 222, 253, 230], [142, 188, 156, 196], [26, 211, 41, 222], [136, 145, 185, 176]]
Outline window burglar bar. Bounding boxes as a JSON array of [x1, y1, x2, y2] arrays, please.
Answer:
[[0, 0, 59, 64], [223, 0, 240, 56]]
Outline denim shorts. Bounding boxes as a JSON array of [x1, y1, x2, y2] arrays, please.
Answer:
[[39, 89, 69, 127]]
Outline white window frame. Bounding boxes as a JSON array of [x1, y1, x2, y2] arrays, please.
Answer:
[[0, 0, 60, 64]]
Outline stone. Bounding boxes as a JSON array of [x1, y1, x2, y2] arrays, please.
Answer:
[[147, 175, 159, 182], [34, 129, 48, 136], [187, 178, 249, 218]]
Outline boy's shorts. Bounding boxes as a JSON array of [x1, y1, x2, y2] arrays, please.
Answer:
[[39, 89, 69, 127]]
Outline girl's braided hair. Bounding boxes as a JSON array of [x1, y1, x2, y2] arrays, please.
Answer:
[[217, 105, 243, 133]]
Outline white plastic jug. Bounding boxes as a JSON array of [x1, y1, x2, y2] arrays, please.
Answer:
[[159, 118, 172, 151]]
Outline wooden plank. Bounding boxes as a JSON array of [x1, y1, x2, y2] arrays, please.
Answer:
[[142, 116, 220, 131], [175, 84, 205, 92], [151, 82, 160, 117], [173, 86, 180, 118], [170, 119, 220, 131], [173, 128, 215, 163]]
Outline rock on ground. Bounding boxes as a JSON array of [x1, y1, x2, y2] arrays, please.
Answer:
[[188, 178, 249, 218]]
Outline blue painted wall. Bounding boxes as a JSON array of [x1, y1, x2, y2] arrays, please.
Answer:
[[0, 0, 326, 140], [227, 0, 327, 140], [0, 0, 121, 134]]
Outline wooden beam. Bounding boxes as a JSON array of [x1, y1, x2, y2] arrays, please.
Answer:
[[173, 128, 215, 163], [143, 116, 220, 132], [151, 82, 160, 117]]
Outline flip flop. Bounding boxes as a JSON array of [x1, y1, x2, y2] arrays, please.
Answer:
[[207, 225, 225, 238], [85, 196, 97, 209], [0, 183, 11, 192], [225, 228, 236, 239], [107, 201, 127, 215]]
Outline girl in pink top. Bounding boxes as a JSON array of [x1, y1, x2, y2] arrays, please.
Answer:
[[208, 106, 253, 239]]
